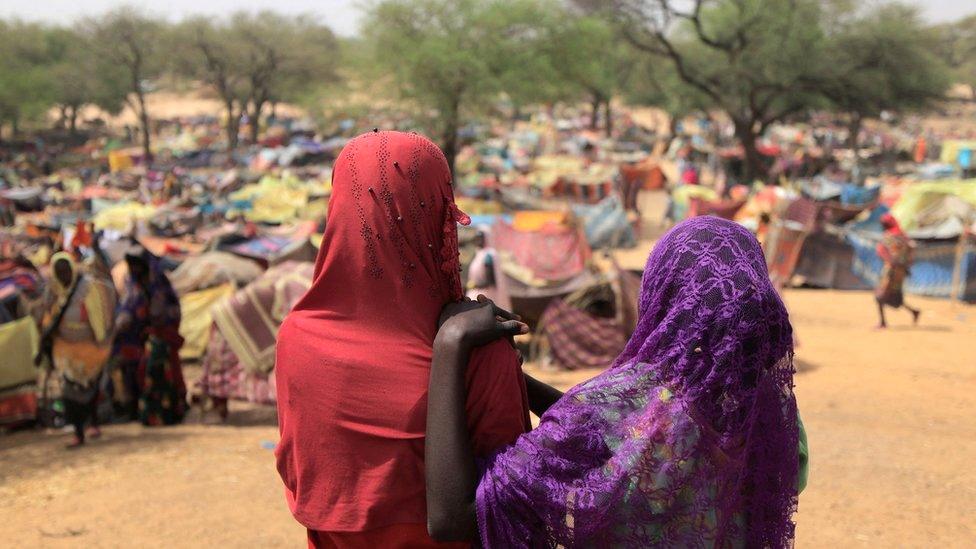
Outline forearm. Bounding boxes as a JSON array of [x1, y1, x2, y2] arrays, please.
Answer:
[[524, 373, 564, 417], [426, 331, 479, 542]]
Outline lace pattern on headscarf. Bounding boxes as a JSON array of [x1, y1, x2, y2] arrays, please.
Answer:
[[476, 217, 798, 548]]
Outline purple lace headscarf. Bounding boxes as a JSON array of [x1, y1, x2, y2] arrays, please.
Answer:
[[477, 217, 798, 548]]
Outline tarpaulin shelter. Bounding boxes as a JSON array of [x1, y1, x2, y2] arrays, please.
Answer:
[[532, 262, 640, 371], [169, 251, 264, 296], [178, 283, 235, 361], [0, 316, 40, 427], [889, 180, 976, 232], [490, 219, 593, 326], [571, 195, 636, 249], [209, 262, 313, 376]]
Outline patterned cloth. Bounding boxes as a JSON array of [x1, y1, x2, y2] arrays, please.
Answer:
[[492, 220, 590, 282], [477, 217, 799, 548], [211, 262, 314, 375], [538, 298, 627, 370], [197, 327, 276, 404]]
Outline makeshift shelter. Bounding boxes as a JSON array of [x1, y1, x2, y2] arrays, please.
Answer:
[[220, 234, 317, 268], [197, 261, 314, 405], [209, 261, 314, 376], [178, 283, 235, 361], [491, 219, 593, 325], [169, 251, 264, 295], [571, 195, 636, 249], [532, 263, 640, 371], [0, 316, 40, 427]]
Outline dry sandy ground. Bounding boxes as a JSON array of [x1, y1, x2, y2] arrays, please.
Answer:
[[1, 289, 974, 548]]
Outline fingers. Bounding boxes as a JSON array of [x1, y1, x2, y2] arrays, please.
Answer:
[[478, 294, 522, 321], [497, 319, 529, 336]]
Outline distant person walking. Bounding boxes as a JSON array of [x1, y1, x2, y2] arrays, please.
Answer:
[[38, 252, 116, 448], [114, 245, 187, 425], [875, 213, 921, 329]]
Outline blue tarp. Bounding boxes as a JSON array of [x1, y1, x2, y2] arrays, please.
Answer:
[[847, 212, 975, 301], [572, 195, 636, 249]]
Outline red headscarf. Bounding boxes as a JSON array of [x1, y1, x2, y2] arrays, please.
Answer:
[[275, 131, 528, 537], [880, 212, 904, 236]]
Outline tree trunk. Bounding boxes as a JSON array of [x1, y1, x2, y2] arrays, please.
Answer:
[[590, 93, 601, 130], [11, 117, 20, 138], [442, 96, 461, 179], [733, 118, 765, 184], [57, 105, 68, 130], [847, 114, 861, 152], [68, 106, 78, 135], [135, 90, 152, 162], [249, 101, 264, 143], [603, 100, 613, 137], [224, 100, 240, 150]]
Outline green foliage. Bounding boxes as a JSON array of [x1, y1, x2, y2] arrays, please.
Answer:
[[938, 14, 976, 99], [0, 21, 57, 131], [823, 3, 951, 121]]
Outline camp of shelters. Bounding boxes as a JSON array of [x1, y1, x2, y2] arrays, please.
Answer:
[[2, 105, 975, 429]]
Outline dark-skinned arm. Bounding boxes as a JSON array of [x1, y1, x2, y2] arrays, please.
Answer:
[[426, 325, 480, 542], [426, 300, 527, 542], [524, 373, 564, 417]]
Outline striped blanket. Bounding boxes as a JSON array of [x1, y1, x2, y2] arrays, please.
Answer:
[[538, 299, 627, 370], [210, 262, 314, 375]]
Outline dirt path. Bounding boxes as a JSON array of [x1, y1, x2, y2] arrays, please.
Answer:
[[1, 290, 974, 547]]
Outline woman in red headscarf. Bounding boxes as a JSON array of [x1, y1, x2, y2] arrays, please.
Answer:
[[274, 131, 531, 548], [875, 213, 921, 328]]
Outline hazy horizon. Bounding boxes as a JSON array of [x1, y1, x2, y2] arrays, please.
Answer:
[[2, 0, 974, 37]]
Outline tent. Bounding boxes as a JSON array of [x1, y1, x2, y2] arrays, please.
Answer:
[[572, 195, 636, 249], [0, 316, 40, 427], [209, 262, 314, 376], [490, 219, 593, 325], [533, 263, 640, 371]]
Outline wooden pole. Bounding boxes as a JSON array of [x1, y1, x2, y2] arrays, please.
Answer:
[[950, 231, 969, 306]]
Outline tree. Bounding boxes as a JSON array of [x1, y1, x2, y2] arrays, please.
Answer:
[[547, 14, 637, 136], [821, 4, 950, 153], [44, 27, 129, 134], [231, 12, 340, 143], [591, 0, 831, 182], [0, 21, 55, 140], [938, 15, 976, 102], [625, 54, 709, 147], [173, 18, 250, 149], [364, 0, 558, 174], [84, 8, 165, 160]]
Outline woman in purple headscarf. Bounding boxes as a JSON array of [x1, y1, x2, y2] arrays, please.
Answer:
[[428, 216, 808, 548]]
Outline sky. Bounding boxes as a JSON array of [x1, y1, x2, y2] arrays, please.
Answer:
[[0, 0, 974, 36]]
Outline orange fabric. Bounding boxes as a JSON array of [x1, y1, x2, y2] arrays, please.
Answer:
[[275, 131, 529, 539]]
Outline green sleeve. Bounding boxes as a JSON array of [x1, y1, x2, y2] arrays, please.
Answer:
[[797, 412, 809, 494]]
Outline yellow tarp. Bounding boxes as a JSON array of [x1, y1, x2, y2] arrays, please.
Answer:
[[178, 283, 235, 361], [92, 202, 158, 231], [456, 198, 503, 215], [890, 180, 976, 231], [512, 210, 569, 232], [0, 317, 40, 388], [228, 174, 328, 224], [108, 150, 134, 173], [939, 140, 976, 165], [671, 185, 718, 207]]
